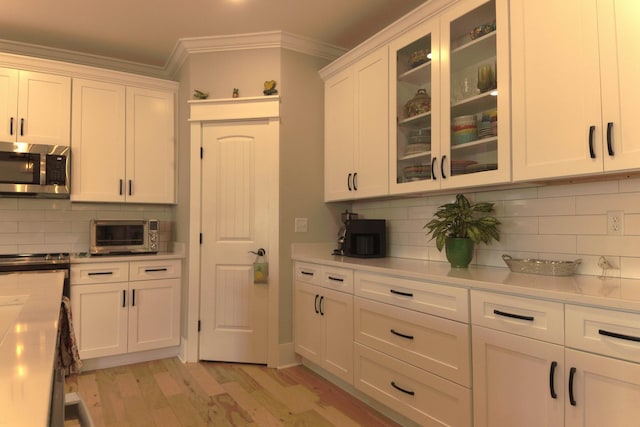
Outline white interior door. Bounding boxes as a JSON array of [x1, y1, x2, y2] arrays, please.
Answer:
[[199, 119, 276, 364]]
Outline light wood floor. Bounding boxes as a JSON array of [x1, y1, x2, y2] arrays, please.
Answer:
[[64, 358, 401, 427]]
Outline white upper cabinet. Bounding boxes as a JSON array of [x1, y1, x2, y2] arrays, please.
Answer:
[[389, 0, 511, 195], [511, 0, 640, 181], [72, 79, 176, 203], [0, 68, 70, 146], [324, 47, 389, 202]]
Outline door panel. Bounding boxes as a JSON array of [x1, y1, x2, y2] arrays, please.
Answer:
[[199, 120, 275, 364]]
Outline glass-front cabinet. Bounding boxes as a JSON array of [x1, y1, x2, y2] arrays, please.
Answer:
[[390, 0, 510, 194]]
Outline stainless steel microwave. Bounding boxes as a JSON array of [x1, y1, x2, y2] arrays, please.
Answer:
[[0, 141, 70, 198], [90, 219, 159, 255]]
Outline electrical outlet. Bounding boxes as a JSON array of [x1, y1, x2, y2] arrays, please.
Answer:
[[607, 211, 624, 235]]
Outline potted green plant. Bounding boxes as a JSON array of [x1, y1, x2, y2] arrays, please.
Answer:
[[424, 193, 500, 268]]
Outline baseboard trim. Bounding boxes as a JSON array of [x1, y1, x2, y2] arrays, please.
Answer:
[[80, 346, 181, 371]]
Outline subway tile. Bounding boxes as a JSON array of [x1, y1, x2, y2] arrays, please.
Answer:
[[624, 213, 640, 235], [577, 235, 640, 256], [0, 199, 18, 210], [539, 215, 606, 235], [0, 232, 44, 245], [0, 210, 46, 221], [500, 234, 576, 254], [17, 198, 72, 211], [503, 197, 575, 217], [389, 245, 428, 260], [620, 257, 640, 279], [538, 180, 618, 198], [476, 186, 539, 202], [618, 177, 640, 193], [576, 192, 640, 215], [499, 217, 539, 234], [0, 244, 18, 254], [407, 205, 437, 220], [0, 222, 18, 233]]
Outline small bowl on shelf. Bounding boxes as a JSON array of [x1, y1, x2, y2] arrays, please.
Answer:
[[408, 49, 431, 68], [469, 22, 496, 40]]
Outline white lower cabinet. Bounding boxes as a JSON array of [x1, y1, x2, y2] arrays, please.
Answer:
[[354, 271, 471, 426], [71, 259, 181, 360], [472, 290, 640, 427], [293, 262, 354, 384]]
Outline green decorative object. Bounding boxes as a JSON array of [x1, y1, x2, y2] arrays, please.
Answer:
[[263, 80, 278, 96], [424, 193, 500, 268], [193, 89, 209, 99], [445, 237, 475, 268]]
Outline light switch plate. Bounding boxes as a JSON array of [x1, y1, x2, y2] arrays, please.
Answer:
[[294, 218, 308, 233]]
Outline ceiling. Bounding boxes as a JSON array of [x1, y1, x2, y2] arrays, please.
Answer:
[[0, 0, 429, 70]]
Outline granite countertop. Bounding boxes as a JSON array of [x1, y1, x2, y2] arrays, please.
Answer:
[[292, 244, 640, 313], [0, 271, 64, 427]]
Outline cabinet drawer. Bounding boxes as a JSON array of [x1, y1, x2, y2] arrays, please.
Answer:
[[355, 271, 469, 322], [129, 259, 181, 281], [294, 262, 322, 286], [71, 262, 129, 285], [355, 297, 470, 387], [566, 305, 640, 363], [321, 266, 353, 293], [354, 343, 472, 427], [471, 290, 564, 345]]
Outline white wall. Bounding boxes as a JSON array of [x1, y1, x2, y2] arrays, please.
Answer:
[[0, 198, 173, 254], [352, 176, 640, 279]]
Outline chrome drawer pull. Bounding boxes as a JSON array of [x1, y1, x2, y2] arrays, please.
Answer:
[[390, 329, 414, 340], [390, 289, 413, 298], [391, 381, 415, 396], [598, 329, 640, 343], [493, 309, 534, 322]]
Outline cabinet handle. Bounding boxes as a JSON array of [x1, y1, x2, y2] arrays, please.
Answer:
[[122, 290, 126, 308], [327, 276, 343, 282], [20, 118, 24, 136], [314, 294, 320, 314], [549, 361, 558, 399], [391, 381, 415, 396], [390, 329, 414, 340], [353, 172, 358, 191], [319, 296, 325, 316], [132, 289, 136, 307], [569, 367, 577, 406], [347, 173, 352, 191], [390, 289, 413, 298], [588, 125, 596, 159], [606, 122, 614, 156], [301, 271, 314, 276], [119, 179, 123, 195], [88, 271, 114, 276], [598, 328, 640, 343], [431, 157, 437, 180], [441, 155, 447, 179], [9, 117, 13, 135], [128, 179, 133, 196], [493, 309, 534, 322], [145, 268, 168, 273]]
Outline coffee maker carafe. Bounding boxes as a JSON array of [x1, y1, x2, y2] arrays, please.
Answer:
[[333, 210, 358, 255]]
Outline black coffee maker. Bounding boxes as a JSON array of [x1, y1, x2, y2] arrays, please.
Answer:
[[333, 210, 358, 256]]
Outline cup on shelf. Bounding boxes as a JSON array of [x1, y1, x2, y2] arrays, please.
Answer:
[[477, 64, 496, 93]]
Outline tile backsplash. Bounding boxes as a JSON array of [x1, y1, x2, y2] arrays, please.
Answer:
[[353, 177, 640, 279], [0, 198, 173, 255]]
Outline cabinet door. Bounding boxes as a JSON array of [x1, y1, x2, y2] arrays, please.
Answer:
[[511, 0, 603, 180], [320, 286, 354, 384], [17, 71, 71, 146], [126, 87, 176, 203], [352, 47, 389, 199], [293, 281, 322, 364], [565, 348, 640, 427], [71, 79, 126, 202], [599, 0, 640, 172], [472, 326, 564, 427], [128, 278, 180, 353], [0, 68, 19, 142], [324, 67, 355, 201], [389, 19, 440, 194], [70, 282, 128, 359], [440, 0, 510, 189]]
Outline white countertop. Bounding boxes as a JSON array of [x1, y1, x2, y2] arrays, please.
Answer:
[[0, 271, 64, 427], [70, 249, 185, 264], [292, 244, 640, 313]]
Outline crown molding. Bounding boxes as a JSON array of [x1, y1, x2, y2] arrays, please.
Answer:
[[0, 38, 170, 79], [166, 31, 347, 79]]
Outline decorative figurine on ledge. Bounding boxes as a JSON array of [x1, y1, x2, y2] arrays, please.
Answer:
[[193, 89, 209, 99], [263, 80, 278, 96], [232, 88, 239, 98]]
